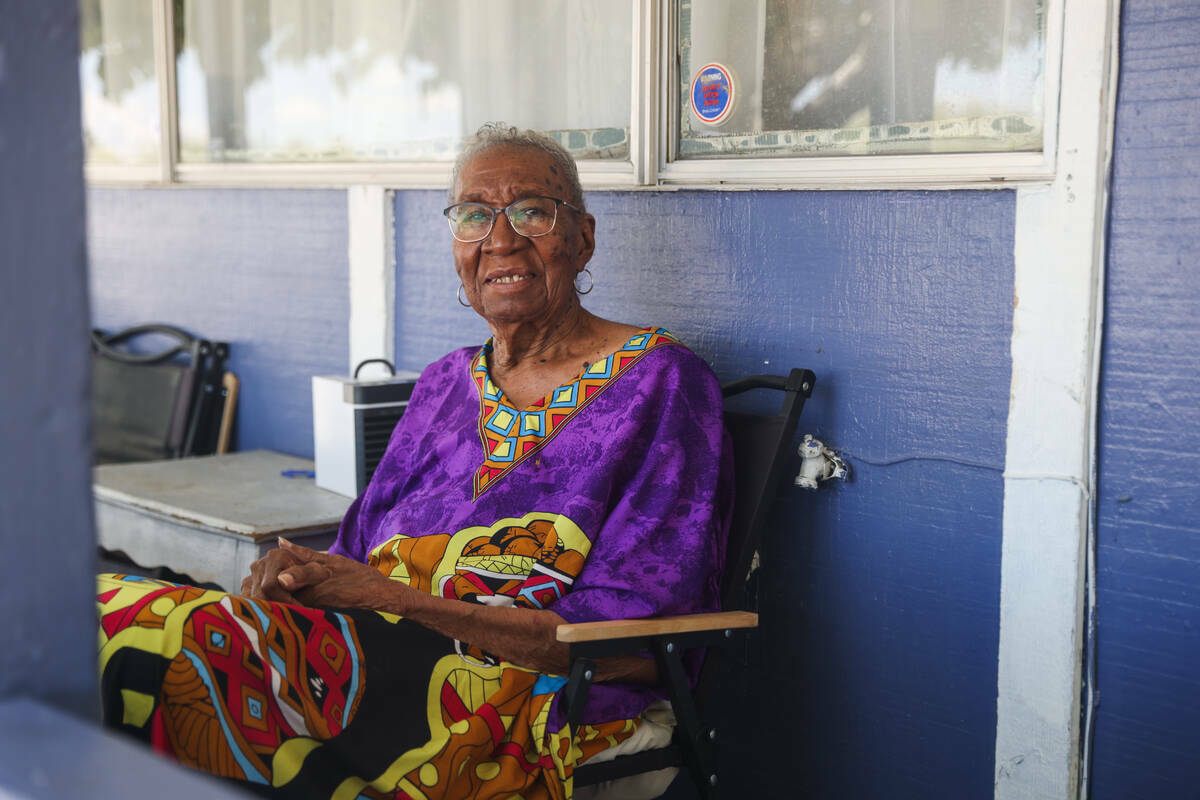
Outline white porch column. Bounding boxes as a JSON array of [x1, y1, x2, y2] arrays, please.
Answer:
[[994, 1, 1120, 798], [347, 186, 396, 379]]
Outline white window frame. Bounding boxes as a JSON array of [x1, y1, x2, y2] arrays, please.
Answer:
[[84, 0, 1064, 190], [653, 0, 1063, 189]]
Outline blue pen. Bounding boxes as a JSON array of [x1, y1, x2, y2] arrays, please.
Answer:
[[280, 469, 316, 479]]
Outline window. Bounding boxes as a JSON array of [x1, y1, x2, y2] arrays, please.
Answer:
[[79, 0, 161, 165], [175, 1, 631, 164], [81, 0, 1061, 187], [676, 0, 1046, 159]]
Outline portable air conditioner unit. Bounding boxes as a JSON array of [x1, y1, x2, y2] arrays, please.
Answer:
[[312, 372, 419, 498]]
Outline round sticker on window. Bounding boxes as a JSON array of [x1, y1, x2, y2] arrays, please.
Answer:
[[690, 63, 736, 126]]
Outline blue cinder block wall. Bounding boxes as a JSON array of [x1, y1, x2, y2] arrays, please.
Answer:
[[1091, 0, 1200, 796], [87, 188, 350, 458], [394, 188, 1015, 798]]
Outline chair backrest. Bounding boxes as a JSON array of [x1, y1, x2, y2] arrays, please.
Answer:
[[566, 369, 817, 794], [719, 369, 816, 611], [91, 324, 231, 464], [686, 369, 814, 704]]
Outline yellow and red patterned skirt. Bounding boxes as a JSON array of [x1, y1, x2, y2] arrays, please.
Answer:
[[97, 574, 636, 799]]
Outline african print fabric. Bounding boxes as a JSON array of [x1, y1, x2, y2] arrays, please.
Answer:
[[99, 327, 733, 799], [470, 328, 681, 497], [99, 515, 632, 799]]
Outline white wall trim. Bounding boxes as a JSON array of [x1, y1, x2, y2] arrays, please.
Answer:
[[347, 186, 396, 379], [994, 0, 1120, 797], [657, 151, 1054, 188]]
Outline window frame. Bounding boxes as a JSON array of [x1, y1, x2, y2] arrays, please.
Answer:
[[84, 0, 1064, 190], [654, 0, 1063, 188]]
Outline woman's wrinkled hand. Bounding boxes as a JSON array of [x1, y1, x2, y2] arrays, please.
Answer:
[[240, 545, 305, 603], [269, 538, 404, 612]]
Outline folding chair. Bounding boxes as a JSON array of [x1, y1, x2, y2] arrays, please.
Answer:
[[558, 368, 816, 799], [91, 323, 235, 464]]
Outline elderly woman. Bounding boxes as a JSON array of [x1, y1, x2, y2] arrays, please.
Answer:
[[97, 124, 731, 800]]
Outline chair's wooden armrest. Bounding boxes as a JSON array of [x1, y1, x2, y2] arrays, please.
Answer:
[[556, 610, 758, 643]]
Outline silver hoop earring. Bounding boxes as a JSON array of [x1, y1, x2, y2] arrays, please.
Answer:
[[457, 283, 471, 307], [575, 268, 594, 295]]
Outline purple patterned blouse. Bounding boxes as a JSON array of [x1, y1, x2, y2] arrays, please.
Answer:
[[330, 328, 733, 724]]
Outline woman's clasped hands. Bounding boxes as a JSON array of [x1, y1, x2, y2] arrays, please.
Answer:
[[241, 538, 408, 612]]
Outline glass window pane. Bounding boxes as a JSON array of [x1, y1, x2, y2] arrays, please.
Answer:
[[679, 0, 1046, 159], [176, 0, 632, 164], [79, 0, 161, 165]]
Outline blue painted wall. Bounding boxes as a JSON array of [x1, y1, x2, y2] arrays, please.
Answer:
[[87, 188, 350, 457], [0, 0, 97, 712], [1092, 0, 1200, 796], [396, 188, 1014, 798]]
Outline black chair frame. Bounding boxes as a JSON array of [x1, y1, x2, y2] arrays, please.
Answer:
[[91, 323, 230, 460], [558, 368, 816, 798]]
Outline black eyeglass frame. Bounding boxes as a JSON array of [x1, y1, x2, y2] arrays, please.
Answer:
[[442, 196, 584, 243]]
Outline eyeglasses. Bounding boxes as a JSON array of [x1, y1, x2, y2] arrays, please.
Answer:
[[442, 196, 582, 243]]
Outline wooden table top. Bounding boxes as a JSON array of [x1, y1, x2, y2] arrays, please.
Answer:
[[93, 450, 353, 540]]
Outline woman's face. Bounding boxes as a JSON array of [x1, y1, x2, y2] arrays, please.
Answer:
[[451, 145, 595, 329]]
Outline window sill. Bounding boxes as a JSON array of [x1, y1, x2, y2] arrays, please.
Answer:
[[87, 150, 1054, 192]]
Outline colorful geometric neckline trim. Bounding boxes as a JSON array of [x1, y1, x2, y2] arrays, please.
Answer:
[[469, 327, 682, 499]]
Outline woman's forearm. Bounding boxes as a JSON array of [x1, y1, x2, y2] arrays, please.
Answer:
[[366, 580, 657, 683], [271, 542, 659, 683], [396, 585, 567, 673]]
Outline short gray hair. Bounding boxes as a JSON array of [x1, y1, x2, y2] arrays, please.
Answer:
[[449, 123, 586, 212]]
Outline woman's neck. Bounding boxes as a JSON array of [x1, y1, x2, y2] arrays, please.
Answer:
[[485, 308, 643, 409], [488, 303, 595, 371]]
